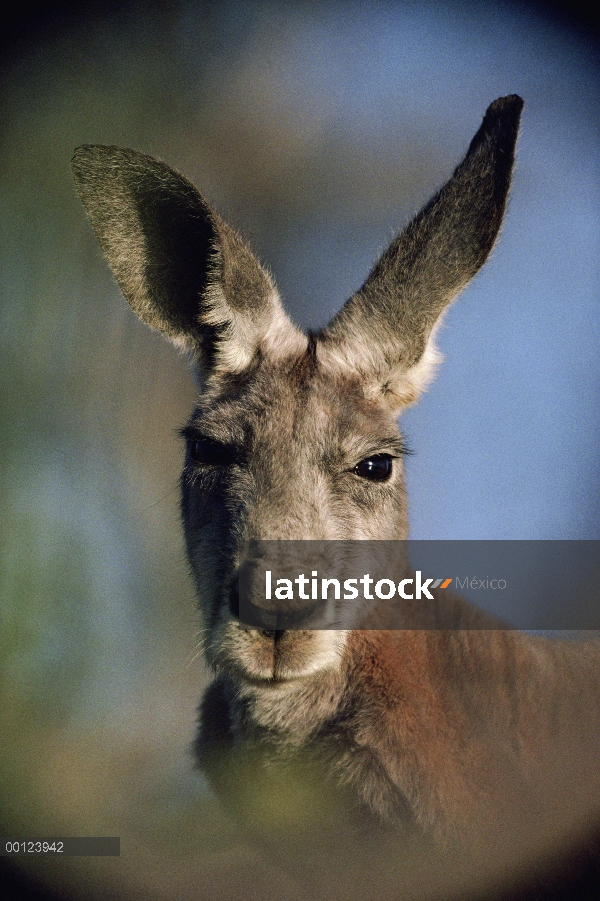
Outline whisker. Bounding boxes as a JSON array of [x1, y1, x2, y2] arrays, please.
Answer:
[[185, 647, 206, 669], [137, 482, 180, 513]]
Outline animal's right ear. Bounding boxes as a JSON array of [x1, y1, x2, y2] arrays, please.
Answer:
[[71, 146, 302, 381]]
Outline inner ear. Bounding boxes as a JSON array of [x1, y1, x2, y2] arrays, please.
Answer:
[[140, 184, 217, 339]]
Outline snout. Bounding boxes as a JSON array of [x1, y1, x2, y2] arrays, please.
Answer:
[[209, 581, 347, 682]]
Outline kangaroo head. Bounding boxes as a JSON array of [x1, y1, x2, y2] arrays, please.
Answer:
[[72, 96, 522, 683]]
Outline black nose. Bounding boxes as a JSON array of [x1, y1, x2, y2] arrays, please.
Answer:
[[229, 581, 321, 630], [230, 582, 279, 628]]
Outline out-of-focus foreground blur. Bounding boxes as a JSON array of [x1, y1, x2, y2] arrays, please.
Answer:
[[1, 1, 599, 899]]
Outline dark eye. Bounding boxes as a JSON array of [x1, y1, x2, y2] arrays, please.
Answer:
[[188, 439, 233, 466], [353, 454, 393, 481]]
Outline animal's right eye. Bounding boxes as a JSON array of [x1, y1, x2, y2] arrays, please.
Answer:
[[187, 439, 234, 466]]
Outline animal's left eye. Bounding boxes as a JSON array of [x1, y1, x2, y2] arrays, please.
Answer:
[[353, 454, 393, 481]]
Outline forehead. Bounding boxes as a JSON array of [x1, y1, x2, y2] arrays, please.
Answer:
[[189, 353, 398, 446]]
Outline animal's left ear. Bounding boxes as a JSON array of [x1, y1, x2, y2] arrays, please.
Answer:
[[319, 95, 523, 409]]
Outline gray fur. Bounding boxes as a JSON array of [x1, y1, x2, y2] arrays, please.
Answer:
[[71, 96, 600, 865]]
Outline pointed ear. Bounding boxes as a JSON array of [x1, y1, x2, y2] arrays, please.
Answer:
[[71, 146, 303, 380], [319, 95, 524, 410]]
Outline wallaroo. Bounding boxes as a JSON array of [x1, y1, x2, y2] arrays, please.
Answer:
[[73, 97, 600, 879]]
